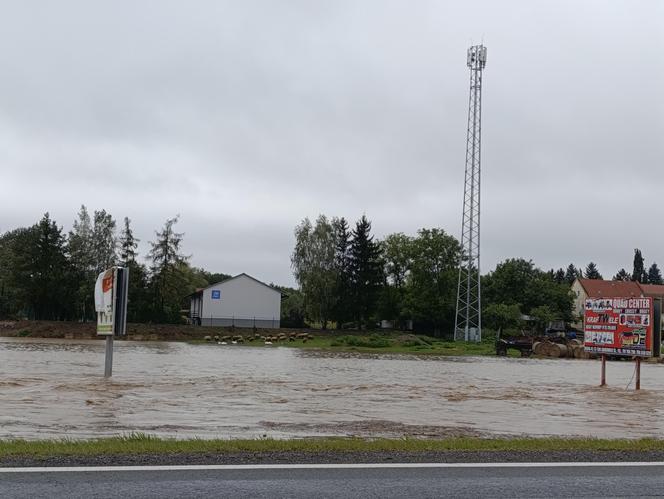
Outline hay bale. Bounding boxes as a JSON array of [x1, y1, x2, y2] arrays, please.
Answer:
[[578, 348, 591, 360], [555, 344, 568, 358], [568, 339, 582, 347], [542, 343, 567, 358], [532, 341, 544, 356], [541, 341, 555, 357]]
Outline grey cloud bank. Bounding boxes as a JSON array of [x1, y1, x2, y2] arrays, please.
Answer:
[[1, 1, 662, 285]]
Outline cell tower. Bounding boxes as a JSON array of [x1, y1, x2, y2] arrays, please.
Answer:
[[454, 45, 487, 342]]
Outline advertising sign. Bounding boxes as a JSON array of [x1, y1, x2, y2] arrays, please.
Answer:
[[95, 268, 115, 335], [94, 267, 129, 336], [211, 290, 221, 300], [584, 297, 653, 357]]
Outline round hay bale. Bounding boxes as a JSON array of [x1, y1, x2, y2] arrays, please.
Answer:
[[555, 344, 568, 358], [568, 339, 582, 347], [542, 341, 556, 357], [532, 341, 543, 356]]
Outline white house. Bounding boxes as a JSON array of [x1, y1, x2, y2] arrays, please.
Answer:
[[189, 273, 281, 328]]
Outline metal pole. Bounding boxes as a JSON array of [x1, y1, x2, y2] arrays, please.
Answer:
[[600, 354, 606, 386], [635, 357, 641, 390], [104, 335, 114, 378]]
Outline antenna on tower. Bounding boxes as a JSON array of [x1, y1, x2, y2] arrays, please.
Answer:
[[454, 45, 487, 342]]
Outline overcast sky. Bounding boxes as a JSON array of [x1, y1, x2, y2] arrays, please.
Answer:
[[1, 1, 662, 286]]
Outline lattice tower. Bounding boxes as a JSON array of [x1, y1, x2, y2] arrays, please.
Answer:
[[454, 45, 486, 342]]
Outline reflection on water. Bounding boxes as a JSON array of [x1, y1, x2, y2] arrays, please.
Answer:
[[1, 337, 662, 440]]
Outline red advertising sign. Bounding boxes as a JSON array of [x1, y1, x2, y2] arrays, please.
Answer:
[[584, 297, 653, 357]]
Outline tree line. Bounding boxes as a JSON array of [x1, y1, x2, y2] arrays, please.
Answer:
[[290, 216, 664, 335], [550, 249, 662, 285], [290, 215, 572, 334], [2, 207, 662, 334], [0, 207, 230, 323]]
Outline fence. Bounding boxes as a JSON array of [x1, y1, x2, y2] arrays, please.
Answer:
[[190, 313, 280, 329]]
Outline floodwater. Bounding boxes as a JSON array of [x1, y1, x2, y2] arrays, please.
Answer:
[[1, 337, 663, 440]]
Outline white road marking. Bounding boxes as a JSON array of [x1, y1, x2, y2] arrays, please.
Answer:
[[1, 462, 664, 473]]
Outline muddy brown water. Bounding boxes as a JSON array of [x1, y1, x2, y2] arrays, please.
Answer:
[[1, 337, 663, 440]]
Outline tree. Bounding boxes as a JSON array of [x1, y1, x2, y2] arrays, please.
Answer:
[[404, 228, 461, 335], [91, 209, 117, 274], [632, 249, 646, 283], [378, 233, 413, 327], [613, 268, 630, 281], [564, 263, 582, 284], [483, 303, 523, 333], [553, 268, 566, 284], [119, 217, 139, 265], [67, 207, 117, 321], [483, 258, 574, 322], [291, 215, 337, 329], [529, 305, 555, 333], [68, 205, 94, 273], [584, 262, 602, 280], [648, 263, 663, 285], [193, 268, 231, 286], [272, 285, 306, 328], [0, 228, 31, 318], [115, 217, 153, 322], [13, 214, 75, 320], [348, 215, 384, 328], [148, 216, 190, 322], [67, 206, 96, 320], [330, 217, 353, 328]]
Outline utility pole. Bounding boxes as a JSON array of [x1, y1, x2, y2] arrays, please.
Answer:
[[454, 45, 487, 342]]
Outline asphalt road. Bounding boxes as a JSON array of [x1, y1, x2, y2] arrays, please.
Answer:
[[2, 463, 663, 498]]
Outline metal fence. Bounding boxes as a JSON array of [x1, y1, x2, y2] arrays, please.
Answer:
[[190, 314, 280, 329]]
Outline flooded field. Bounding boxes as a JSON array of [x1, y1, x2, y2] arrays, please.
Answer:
[[1, 337, 663, 440]]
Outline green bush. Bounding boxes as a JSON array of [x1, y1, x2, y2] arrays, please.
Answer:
[[337, 334, 392, 348]]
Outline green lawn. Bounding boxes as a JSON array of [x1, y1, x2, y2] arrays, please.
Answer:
[[197, 333, 500, 356], [1, 434, 661, 457]]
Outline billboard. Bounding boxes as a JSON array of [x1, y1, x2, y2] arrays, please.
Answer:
[[94, 267, 129, 336], [584, 297, 653, 357], [95, 268, 115, 335]]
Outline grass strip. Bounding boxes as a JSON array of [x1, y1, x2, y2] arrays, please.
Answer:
[[1, 434, 663, 458], [193, 337, 499, 357]]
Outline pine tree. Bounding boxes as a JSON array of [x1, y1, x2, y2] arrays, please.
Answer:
[[584, 262, 602, 280], [331, 217, 352, 328], [17, 214, 74, 320], [564, 264, 581, 284], [349, 215, 384, 328], [119, 217, 139, 265], [648, 263, 663, 285], [553, 268, 566, 284], [118, 217, 150, 322], [632, 249, 646, 283], [613, 269, 630, 281], [148, 216, 190, 322]]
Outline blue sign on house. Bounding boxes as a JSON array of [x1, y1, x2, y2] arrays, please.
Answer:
[[211, 290, 221, 300]]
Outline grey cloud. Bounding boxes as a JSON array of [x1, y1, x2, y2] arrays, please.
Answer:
[[1, 0, 662, 285]]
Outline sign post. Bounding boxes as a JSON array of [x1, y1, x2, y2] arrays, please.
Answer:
[[95, 266, 129, 378], [584, 297, 654, 390]]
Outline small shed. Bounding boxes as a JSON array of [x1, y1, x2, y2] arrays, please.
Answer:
[[189, 273, 281, 328]]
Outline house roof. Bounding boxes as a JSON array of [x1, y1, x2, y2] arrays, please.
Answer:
[[189, 273, 281, 296], [576, 278, 643, 298], [638, 283, 664, 298]]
